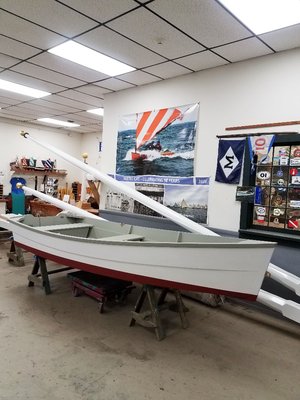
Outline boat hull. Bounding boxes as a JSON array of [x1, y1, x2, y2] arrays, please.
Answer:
[[131, 152, 147, 161], [9, 216, 276, 301]]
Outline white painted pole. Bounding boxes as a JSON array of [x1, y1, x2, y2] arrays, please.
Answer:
[[19, 184, 105, 220], [257, 289, 300, 323], [20, 131, 218, 236], [267, 263, 300, 296], [80, 153, 88, 202]]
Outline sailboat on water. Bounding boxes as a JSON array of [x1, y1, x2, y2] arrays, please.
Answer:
[[131, 107, 182, 161]]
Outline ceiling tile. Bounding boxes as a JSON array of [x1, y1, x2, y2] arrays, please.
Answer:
[[176, 51, 228, 71], [29, 98, 82, 113], [0, 53, 20, 68], [214, 38, 273, 63], [142, 61, 191, 79], [76, 26, 166, 69], [0, 10, 66, 49], [0, 111, 30, 122], [17, 102, 66, 116], [259, 24, 300, 52], [0, 0, 98, 37], [0, 107, 34, 119], [12, 61, 85, 89], [94, 78, 134, 91], [70, 111, 103, 124], [46, 94, 95, 110], [58, 0, 138, 23], [0, 70, 65, 94], [76, 84, 111, 97], [0, 94, 23, 105], [58, 90, 104, 107], [148, 0, 252, 48], [29, 52, 108, 82], [72, 124, 102, 133], [1, 105, 41, 118], [116, 70, 161, 85], [0, 84, 46, 102], [107, 7, 204, 59], [0, 35, 41, 59], [58, 113, 102, 124]]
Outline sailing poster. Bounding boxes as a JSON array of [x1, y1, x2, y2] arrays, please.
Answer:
[[105, 175, 209, 223], [164, 183, 209, 224], [116, 103, 199, 177]]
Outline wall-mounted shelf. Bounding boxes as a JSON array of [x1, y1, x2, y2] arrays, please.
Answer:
[[10, 167, 67, 177]]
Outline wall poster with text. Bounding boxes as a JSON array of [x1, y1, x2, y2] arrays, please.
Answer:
[[104, 175, 209, 224]]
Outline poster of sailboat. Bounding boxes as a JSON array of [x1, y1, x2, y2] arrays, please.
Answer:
[[116, 103, 199, 177], [164, 184, 209, 224]]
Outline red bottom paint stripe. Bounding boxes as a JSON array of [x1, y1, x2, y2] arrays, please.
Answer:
[[15, 241, 257, 301]]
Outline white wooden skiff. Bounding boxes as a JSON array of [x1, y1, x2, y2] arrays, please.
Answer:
[[8, 214, 275, 300]]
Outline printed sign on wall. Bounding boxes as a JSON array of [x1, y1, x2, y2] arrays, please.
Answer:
[[116, 103, 199, 177]]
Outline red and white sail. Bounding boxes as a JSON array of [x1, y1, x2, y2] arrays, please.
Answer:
[[136, 107, 182, 149]]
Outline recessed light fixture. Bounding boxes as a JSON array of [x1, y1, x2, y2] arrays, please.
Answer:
[[0, 79, 51, 98], [87, 108, 104, 116], [37, 118, 80, 127], [219, 0, 300, 34], [48, 41, 136, 76]]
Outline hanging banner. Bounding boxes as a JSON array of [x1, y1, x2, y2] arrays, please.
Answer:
[[248, 134, 275, 165], [215, 139, 245, 184], [105, 176, 210, 223], [116, 103, 199, 177]]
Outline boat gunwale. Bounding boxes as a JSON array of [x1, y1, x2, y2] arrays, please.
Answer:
[[10, 220, 277, 249]]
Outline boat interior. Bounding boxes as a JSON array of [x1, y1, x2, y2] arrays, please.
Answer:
[[15, 214, 270, 245]]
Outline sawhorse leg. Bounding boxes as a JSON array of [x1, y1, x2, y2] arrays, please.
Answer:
[[7, 240, 25, 266], [28, 256, 51, 295], [129, 285, 189, 340], [130, 285, 165, 341]]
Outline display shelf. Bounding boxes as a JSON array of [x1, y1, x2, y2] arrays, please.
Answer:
[[10, 166, 67, 177], [240, 134, 300, 244]]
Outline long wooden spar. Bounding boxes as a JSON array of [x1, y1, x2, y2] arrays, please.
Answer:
[[19, 184, 105, 220], [20, 131, 218, 236]]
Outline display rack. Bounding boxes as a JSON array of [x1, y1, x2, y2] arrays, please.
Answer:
[[239, 133, 300, 244]]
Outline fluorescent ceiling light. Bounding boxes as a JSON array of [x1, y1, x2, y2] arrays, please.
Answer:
[[38, 118, 80, 127], [87, 108, 104, 116], [0, 79, 51, 98], [219, 0, 300, 34], [48, 41, 135, 76]]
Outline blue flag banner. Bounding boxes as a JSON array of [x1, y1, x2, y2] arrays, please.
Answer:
[[215, 139, 245, 184]]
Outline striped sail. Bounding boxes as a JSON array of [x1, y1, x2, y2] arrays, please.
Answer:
[[136, 108, 182, 149]]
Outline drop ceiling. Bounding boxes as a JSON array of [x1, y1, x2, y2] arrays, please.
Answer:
[[0, 0, 299, 133]]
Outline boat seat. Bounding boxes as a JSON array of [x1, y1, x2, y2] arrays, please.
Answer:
[[100, 234, 145, 242], [35, 223, 93, 232]]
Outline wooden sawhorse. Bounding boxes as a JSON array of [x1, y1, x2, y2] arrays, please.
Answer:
[[129, 285, 189, 340], [28, 255, 72, 295], [7, 240, 25, 266]]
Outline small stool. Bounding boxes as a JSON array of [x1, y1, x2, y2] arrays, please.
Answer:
[[129, 285, 189, 340]]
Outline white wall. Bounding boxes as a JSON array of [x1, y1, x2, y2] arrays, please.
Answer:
[[80, 132, 102, 170], [102, 48, 300, 232], [0, 119, 83, 194]]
